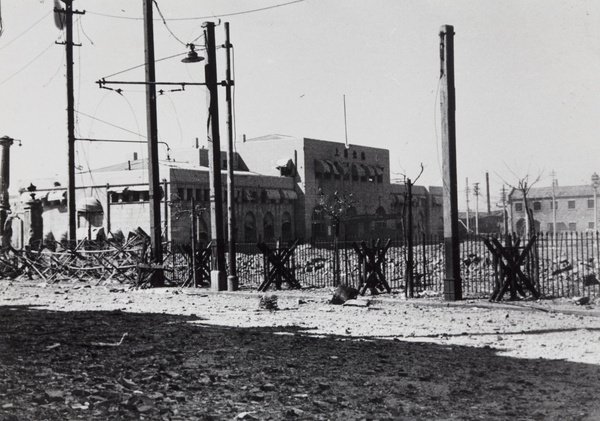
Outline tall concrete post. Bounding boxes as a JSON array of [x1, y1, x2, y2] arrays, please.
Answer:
[[143, 0, 164, 276], [224, 22, 238, 291], [204, 21, 227, 291], [440, 25, 462, 301]]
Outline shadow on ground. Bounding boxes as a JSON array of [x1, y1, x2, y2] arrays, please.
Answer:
[[0, 305, 598, 421]]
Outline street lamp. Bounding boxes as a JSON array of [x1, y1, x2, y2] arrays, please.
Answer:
[[592, 173, 599, 233], [181, 43, 204, 64], [182, 22, 228, 291]]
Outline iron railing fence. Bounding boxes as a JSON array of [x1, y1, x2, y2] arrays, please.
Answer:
[[11, 232, 595, 298], [230, 232, 600, 298]]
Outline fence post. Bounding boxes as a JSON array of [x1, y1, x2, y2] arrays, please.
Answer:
[[422, 233, 426, 290]]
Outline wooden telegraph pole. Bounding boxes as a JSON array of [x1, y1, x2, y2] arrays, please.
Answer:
[[143, 0, 164, 285], [204, 21, 227, 291], [56, 0, 84, 244], [439, 25, 462, 301]]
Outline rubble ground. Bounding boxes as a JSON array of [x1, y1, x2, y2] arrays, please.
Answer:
[[1, 279, 600, 420]]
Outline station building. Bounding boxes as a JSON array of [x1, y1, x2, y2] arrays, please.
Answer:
[[10, 135, 444, 247]]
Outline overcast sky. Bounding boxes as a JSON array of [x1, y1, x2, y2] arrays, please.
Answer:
[[1, 0, 599, 211]]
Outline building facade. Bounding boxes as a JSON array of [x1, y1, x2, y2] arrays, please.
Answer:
[[11, 135, 445, 247], [236, 135, 443, 239], [508, 185, 598, 234]]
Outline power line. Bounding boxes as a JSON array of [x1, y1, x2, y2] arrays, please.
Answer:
[[0, 11, 52, 51], [75, 110, 146, 138], [152, 0, 186, 46], [86, 0, 305, 21], [0, 40, 56, 86], [101, 51, 186, 79]]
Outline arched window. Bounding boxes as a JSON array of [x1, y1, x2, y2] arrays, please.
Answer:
[[312, 206, 327, 238], [281, 212, 293, 241], [375, 206, 386, 231], [344, 206, 359, 239], [244, 212, 256, 242], [197, 218, 209, 244], [263, 212, 275, 241]]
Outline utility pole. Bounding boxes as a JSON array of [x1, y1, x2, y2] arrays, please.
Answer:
[[465, 177, 470, 232], [473, 182, 480, 235], [204, 21, 227, 291], [224, 22, 238, 291], [439, 25, 462, 301], [501, 185, 508, 235], [56, 0, 84, 244], [143, 0, 164, 285], [551, 170, 557, 239], [405, 178, 414, 298], [486, 171, 491, 214]]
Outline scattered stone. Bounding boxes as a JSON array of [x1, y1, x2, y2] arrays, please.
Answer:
[[248, 392, 265, 402], [343, 299, 370, 307], [44, 389, 64, 402], [261, 383, 276, 392], [285, 407, 304, 417], [317, 382, 330, 391], [119, 377, 138, 390], [235, 412, 259, 420], [330, 284, 359, 305], [259, 295, 278, 311], [127, 394, 155, 413], [573, 296, 591, 305], [312, 400, 330, 409]]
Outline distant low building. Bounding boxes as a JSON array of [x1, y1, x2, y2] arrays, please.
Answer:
[[508, 184, 598, 234]]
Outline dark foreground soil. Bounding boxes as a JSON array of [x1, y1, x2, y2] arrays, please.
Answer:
[[1, 282, 600, 420]]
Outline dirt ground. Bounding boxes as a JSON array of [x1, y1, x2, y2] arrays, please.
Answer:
[[1, 280, 600, 420]]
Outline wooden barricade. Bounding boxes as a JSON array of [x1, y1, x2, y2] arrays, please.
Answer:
[[257, 240, 301, 291], [484, 235, 540, 301], [352, 239, 392, 295]]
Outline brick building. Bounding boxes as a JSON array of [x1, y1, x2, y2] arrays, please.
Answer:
[[12, 156, 296, 247], [11, 135, 444, 246], [236, 135, 443, 239]]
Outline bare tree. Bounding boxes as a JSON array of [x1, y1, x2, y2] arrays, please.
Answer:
[[397, 164, 424, 298], [498, 167, 543, 237], [316, 190, 356, 286], [497, 167, 543, 290]]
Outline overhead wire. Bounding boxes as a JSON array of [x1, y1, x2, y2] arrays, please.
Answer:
[[101, 51, 187, 80], [76, 109, 146, 139], [0, 40, 56, 86], [152, 0, 186, 46], [157, 93, 184, 146], [86, 0, 305, 21], [156, 0, 305, 21], [0, 10, 52, 51], [76, 14, 94, 45], [43, 47, 65, 87]]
